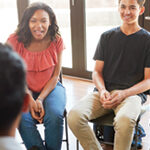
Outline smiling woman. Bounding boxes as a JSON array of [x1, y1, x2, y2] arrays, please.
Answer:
[[6, 2, 66, 150], [27, 9, 52, 52], [29, 9, 51, 42]]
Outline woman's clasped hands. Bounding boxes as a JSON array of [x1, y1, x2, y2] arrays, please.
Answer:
[[29, 96, 45, 123]]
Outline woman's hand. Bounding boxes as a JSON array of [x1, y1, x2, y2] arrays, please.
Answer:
[[29, 97, 42, 120], [36, 98, 45, 123]]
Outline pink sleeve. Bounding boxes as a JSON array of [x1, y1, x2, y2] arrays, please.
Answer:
[[55, 36, 66, 53], [6, 34, 19, 52]]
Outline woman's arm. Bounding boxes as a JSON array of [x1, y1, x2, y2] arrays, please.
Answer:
[[34, 50, 63, 123], [26, 88, 42, 120], [37, 50, 63, 101]]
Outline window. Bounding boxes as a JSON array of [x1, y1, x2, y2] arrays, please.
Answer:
[[0, 0, 18, 43], [17, 0, 146, 79], [86, 0, 121, 71]]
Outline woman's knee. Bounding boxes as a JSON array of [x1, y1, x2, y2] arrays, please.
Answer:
[[49, 82, 66, 100], [19, 113, 36, 128], [44, 108, 64, 126], [44, 91, 66, 113]]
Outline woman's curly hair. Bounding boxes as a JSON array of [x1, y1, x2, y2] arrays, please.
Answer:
[[16, 2, 60, 47]]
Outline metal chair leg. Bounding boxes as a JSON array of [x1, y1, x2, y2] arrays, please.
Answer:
[[134, 117, 140, 150], [76, 140, 79, 150], [63, 109, 69, 150]]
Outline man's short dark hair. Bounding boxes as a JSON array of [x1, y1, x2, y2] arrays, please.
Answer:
[[119, 0, 146, 7], [0, 43, 26, 132]]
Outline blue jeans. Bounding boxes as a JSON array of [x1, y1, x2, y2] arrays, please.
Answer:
[[19, 82, 66, 150]]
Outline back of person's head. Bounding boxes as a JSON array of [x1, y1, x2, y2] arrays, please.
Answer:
[[0, 43, 26, 132], [16, 2, 60, 46], [118, 0, 146, 7]]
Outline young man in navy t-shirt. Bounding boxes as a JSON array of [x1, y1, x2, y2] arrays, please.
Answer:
[[68, 0, 150, 150]]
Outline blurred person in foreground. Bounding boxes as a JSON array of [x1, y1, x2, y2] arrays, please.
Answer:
[[0, 43, 29, 150]]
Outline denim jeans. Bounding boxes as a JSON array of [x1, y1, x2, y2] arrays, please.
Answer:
[[19, 82, 66, 150]]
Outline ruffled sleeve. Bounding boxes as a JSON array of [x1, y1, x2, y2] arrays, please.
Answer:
[[6, 33, 22, 53], [23, 43, 58, 72], [7, 34, 65, 72], [55, 36, 65, 53]]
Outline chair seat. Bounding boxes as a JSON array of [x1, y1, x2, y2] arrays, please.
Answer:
[[91, 112, 115, 126]]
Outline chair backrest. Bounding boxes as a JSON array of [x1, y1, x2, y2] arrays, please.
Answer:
[[59, 70, 63, 84]]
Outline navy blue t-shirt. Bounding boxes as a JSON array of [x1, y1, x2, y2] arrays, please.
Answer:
[[93, 27, 150, 103]]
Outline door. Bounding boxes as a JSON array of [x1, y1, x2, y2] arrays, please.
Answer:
[[0, 0, 18, 42], [143, 0, 150, 31], [86, 0, 121, 71]]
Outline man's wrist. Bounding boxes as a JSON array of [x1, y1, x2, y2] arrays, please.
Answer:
[[99, 88, 106, 94], [122, 89, 128, 98], [37, 97, 44, 103]]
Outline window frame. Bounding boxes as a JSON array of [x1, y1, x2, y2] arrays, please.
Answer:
[[17, 0, 146, 79]]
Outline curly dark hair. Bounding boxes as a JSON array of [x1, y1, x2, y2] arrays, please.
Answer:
[[16, 2, 60, 47]]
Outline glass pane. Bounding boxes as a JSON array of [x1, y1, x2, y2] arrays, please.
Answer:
[[0, 1, 18, 43], [86, 0, 121, 71], [29, 0, 72, 68]]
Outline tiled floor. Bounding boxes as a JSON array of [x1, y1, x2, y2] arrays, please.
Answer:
[[15, 75, 150, 150]]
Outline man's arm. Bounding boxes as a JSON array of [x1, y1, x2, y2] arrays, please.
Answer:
[[92, 60, 111, 105], [103, 68, 150, 109], [123, 68, 150, 97]]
